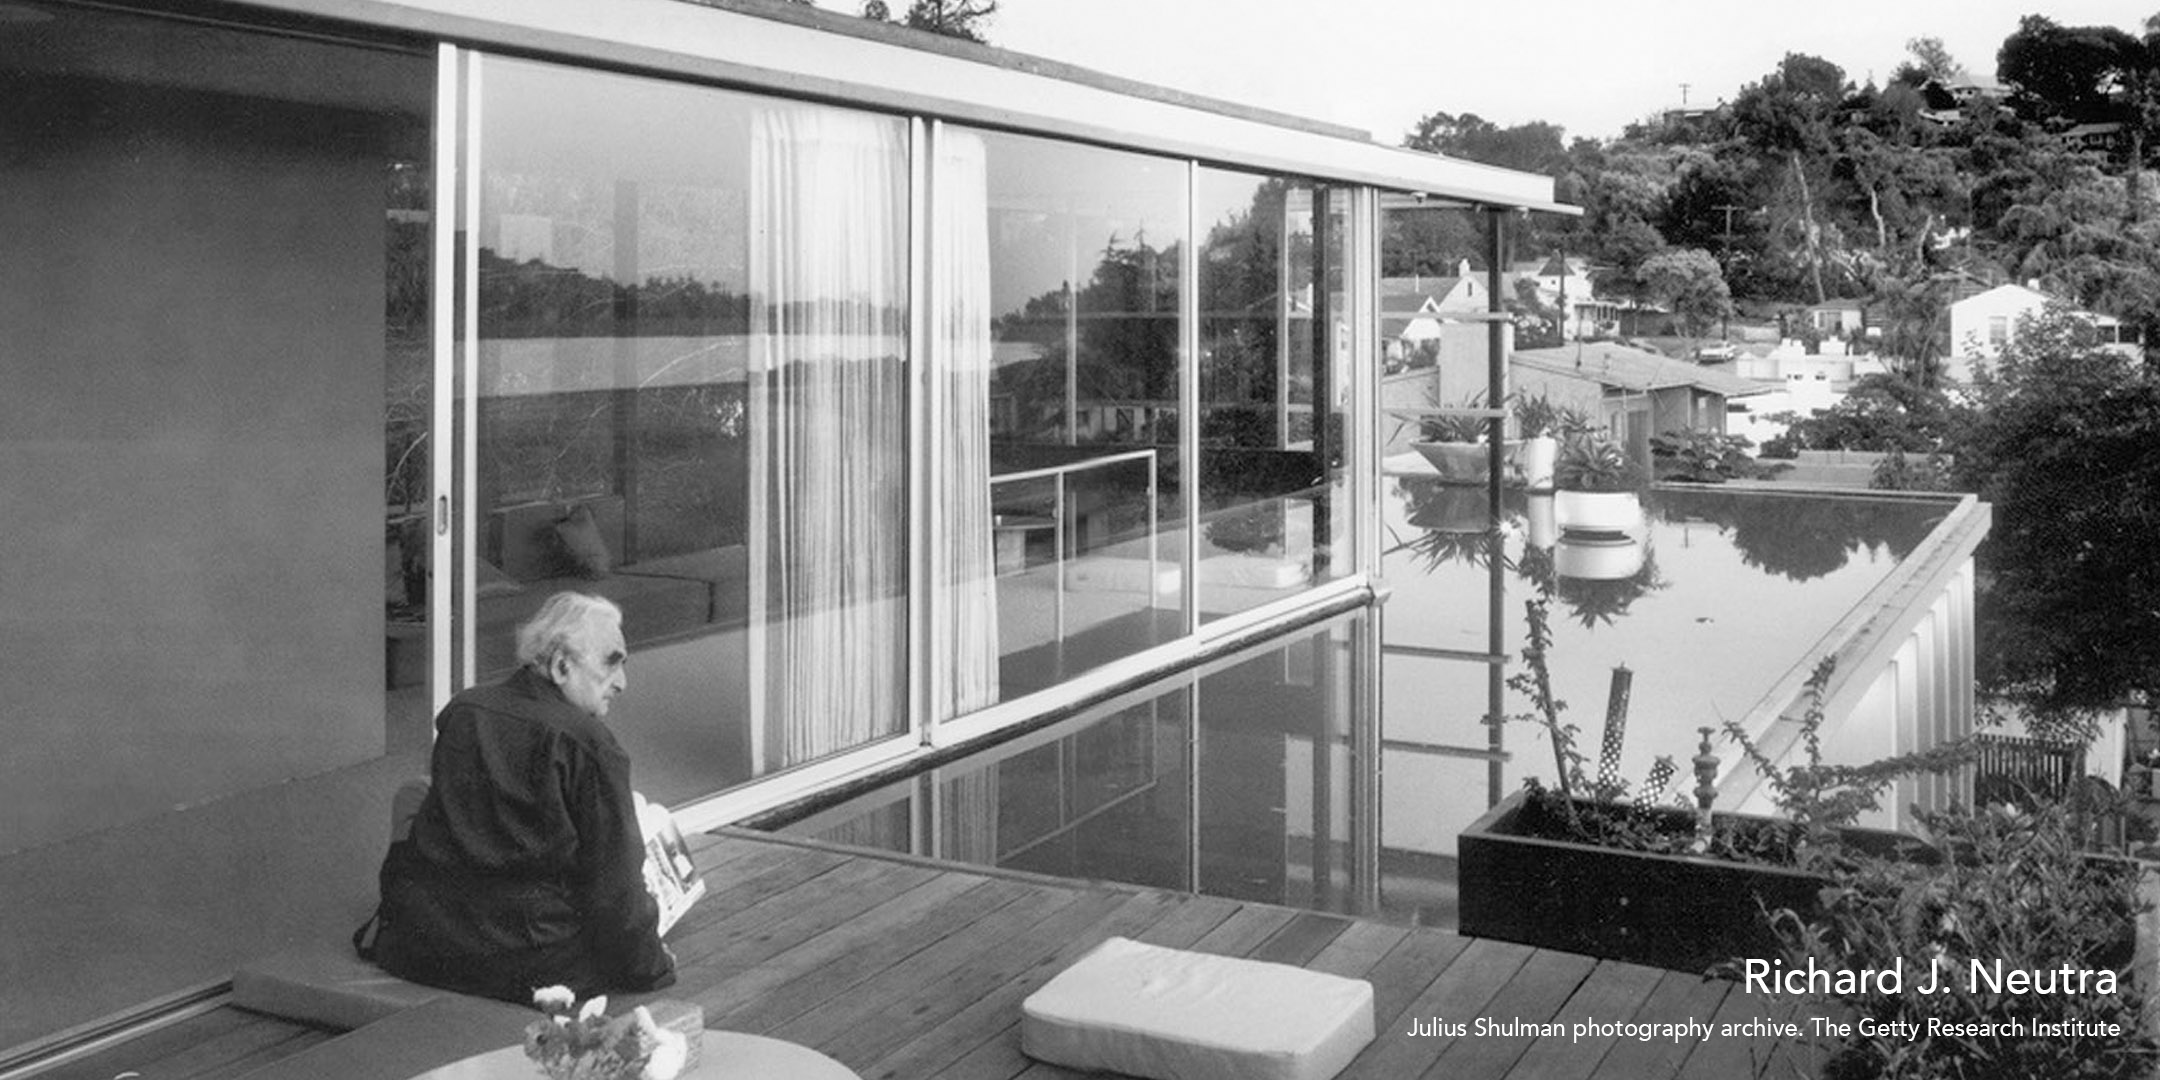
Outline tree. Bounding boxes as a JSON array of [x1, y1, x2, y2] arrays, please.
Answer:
[[1890, 36, 1963, 88], [1776, 371, 1960, 451], [862, 0, 995, 42], [1946, 306, 2160, 718], [1998, 15, 2140, 123], [1731, 54, 1854, 303], [1637, 247, 1731, 340], [1404, 112, 1570, 176], [1870, 274, 1952, 385]]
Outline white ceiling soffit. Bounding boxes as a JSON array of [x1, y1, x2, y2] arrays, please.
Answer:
[[239, 0, 1571, 212]]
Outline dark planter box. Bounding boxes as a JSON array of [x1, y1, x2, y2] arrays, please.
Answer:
[[1457, 789, 1929, 974]]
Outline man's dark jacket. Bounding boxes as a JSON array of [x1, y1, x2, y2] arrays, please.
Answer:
[[371, 666, 675, 1002]]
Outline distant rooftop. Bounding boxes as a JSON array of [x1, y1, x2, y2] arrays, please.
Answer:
[[1515, 341, 1769, 397]]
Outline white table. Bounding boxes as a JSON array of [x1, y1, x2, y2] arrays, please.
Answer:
[[408, 1034, 859, 1080]]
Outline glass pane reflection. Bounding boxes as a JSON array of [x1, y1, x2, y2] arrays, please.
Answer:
[[1195, 171, 1353, 621], [969, 129, 1188, 703], [784, 487, 1955, 932], [472, 58, 911, 797]]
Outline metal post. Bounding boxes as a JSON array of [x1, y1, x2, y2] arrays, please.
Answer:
[[1485, 208, 1508, 804]]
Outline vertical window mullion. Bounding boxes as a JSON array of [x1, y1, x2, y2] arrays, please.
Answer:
[[1180, 160, 1200, 635], [456, 52, 483, 692], [428, 43, 459, 714], [911, 117, 934, 746]]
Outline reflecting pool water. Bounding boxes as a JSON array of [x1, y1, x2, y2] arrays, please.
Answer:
[[776, 485, 1953, 929]]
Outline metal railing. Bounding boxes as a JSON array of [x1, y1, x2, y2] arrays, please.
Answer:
[[990, 448, 1161, 649]]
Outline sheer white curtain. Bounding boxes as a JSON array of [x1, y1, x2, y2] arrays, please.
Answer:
[[934, 129, 1001, 719], [747, 106, 908, 770]]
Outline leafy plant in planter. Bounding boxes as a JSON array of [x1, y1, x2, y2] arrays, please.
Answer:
[[1418, 406, 1490, 445], [1552, 427, 1646, 537], [1553, 428, 1645, 493], [1649, 427, 1755, 484], [1412, 391, 1500, 484], [1771, 797, 2154, 1079], [1510, 394, 1567, 489], [1459, 572, 1986, 972]]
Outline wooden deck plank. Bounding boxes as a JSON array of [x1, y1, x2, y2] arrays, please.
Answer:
[[1351, 928, 1476, 1042], [1247, 911, 1355, 967], [720, 873, 1094, 1046], [684, 830, 777, 867], [36, 835, 1815, 1080], [1304, 918, 1413, 981], [882, 894, 1248, 1080], [33, 1007, 288, 1080], [1501, 960, 1667, 1080], [704, 874, 1036, 1030], [1753, 996, 1845, 1079], [672, 854, 939, 973], [1185, 901, 1301, 957], [1343, 935, 1533, 1079], [772, 884, 1138, 1066], [187, 1027, 337, 1080], [1673, 984, 1803, 1080], [817, 889, 1180, 1075], [664, 844, 852, 940], [1422, 948, 1598, 1079], [1585, 971, 1732, 1079], [109, 1011, 325, 1080]]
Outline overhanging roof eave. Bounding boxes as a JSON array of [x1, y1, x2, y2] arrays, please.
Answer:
[[226, 0, 1566, 208]]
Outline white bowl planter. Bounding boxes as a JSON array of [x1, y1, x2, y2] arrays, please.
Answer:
[[1411, 440, 1493, 484], [1554, 532, 1646, 580], [1525, 494, 1558, 550], [1513, 435, 1558, 490], [1554, 489, 1643, 534]]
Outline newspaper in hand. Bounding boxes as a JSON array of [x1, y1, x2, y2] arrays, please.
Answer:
[[633, 792, 706, 937]]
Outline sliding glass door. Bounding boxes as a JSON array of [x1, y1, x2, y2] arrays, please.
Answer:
[[463, 57, 913, 800], [938, 128, 1190, 707]]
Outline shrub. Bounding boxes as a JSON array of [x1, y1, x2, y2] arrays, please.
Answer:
[[1651, 427, 1755, 483], [1772, 798, 2155, 1079]]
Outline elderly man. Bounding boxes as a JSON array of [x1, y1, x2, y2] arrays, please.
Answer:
[[367, 592, 676, 1002]]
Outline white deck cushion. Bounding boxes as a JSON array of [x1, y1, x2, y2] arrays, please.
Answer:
[[1020, 937, 1374, 1080]]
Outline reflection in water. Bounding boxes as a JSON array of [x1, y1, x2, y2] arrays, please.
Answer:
[[781, 487, 1954, 931]]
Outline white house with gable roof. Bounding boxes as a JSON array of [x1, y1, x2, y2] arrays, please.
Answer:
[[1947, 283, 2139, 383]]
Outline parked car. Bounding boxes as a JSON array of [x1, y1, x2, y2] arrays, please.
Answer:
[[1694, 342, 1738, 362]]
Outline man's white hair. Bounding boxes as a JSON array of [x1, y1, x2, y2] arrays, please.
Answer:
[[515, 592, 623, 672]]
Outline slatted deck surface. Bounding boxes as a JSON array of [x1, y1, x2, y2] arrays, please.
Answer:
[[40, 829, 1839, 1080]]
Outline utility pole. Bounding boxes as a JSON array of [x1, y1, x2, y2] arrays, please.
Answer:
[[1713, 204, 1742, 343]]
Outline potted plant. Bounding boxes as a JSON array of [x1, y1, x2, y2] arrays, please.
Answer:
[[1509, 393, 1565, 490], [1402, 475, 1495, 535], [1458, 590, 1984, 974], [1553, 427, 1645, 534], [1411, 392, 1500, 484], [1552, 524, 1645, 582], [1767, 798, 2150, 1077]]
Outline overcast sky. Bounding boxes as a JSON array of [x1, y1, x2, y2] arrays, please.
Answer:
[[986, 0, 2152, 146]]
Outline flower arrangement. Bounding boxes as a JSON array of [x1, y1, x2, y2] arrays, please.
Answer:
[[523, 987, 691, 1080]]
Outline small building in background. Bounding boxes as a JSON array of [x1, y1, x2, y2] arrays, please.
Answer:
[[1946, 283, 2140, 383]]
